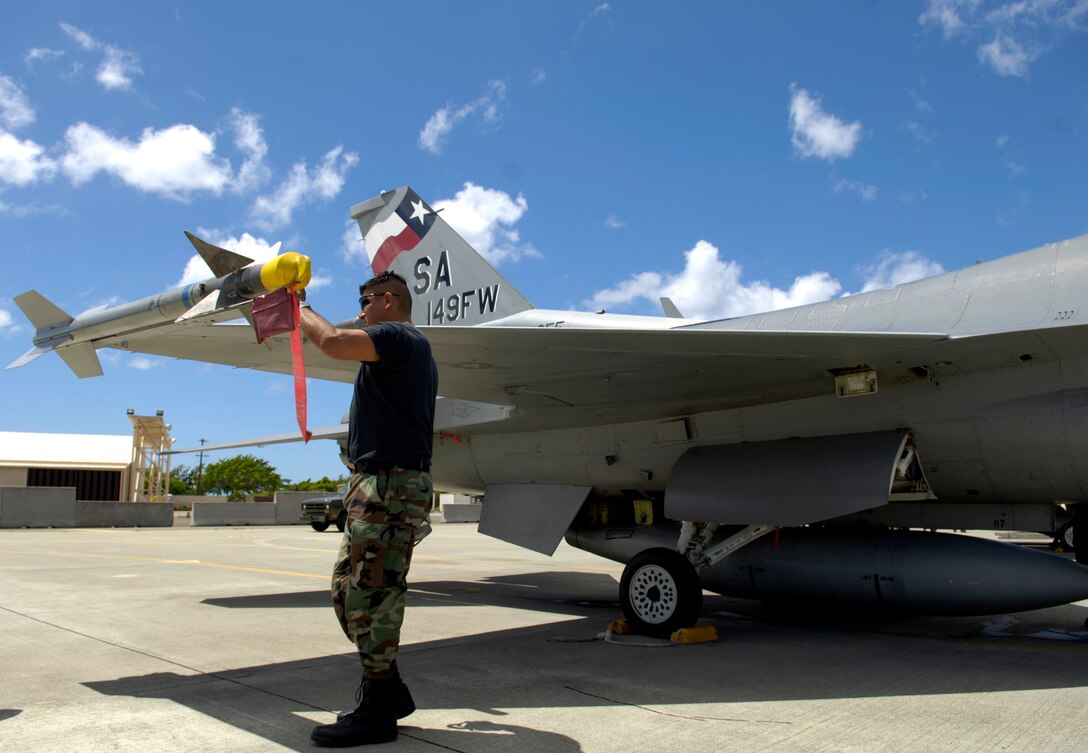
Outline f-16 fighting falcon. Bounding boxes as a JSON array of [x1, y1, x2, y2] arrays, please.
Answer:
[[10, 186, 1088, 639]]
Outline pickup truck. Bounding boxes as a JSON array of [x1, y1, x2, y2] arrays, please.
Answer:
[[300, 492, 346, 532]]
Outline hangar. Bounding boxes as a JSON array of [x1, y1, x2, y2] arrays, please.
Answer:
[[0, 410, 173, 503], [0, 431, 134, 502]]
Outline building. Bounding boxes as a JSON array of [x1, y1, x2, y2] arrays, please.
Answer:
[[0, 431, 135, 501]]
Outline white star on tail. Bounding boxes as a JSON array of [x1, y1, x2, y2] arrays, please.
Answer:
[[409, 199, 430, 227]]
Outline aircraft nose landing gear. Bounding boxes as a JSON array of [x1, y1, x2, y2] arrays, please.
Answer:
[[619, 548, 702, 638]]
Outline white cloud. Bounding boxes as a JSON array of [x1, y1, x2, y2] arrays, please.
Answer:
[[0, 132, 57, 186], [831, 177, 878, 201], [307, 272, 333, 290], [574, 3, 613, 45], [0, 75, 35, 130], [589, 240, 842, 321], [920, 0, 1087, 77], [97, 47, 141, 91], [589, 244, 948, 320], [919, 0, 980, 38], [228, 108, 270, 193], [419, 80, 507, 154], [127, 356, 164, 371], [0, 306, 19, 337], [0, 198, 64, 217], [788, 85, 862, 161], [61, 122, 232, 198], [60, 22, 96, 50], [605, 214, 625, 229], [904, 120, 937, 149], [60, 22, 142, 91], [249, 146, 358, 231], [340, 218, 367, 265], [977, 32, 1034, 76], [25, 48, 64, 67], [910, 89, 934, 113], [858, 251, 945, 292], [433, 182, 539, 265]]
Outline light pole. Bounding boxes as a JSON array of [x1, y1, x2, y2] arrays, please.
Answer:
[[196, 438, 207, 495]]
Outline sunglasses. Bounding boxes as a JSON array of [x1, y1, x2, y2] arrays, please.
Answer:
[[358, 289, 401, 309]]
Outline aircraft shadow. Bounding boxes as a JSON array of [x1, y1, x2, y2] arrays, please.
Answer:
[[86, 568, 1088, 751], [200, 571, 622, 613]]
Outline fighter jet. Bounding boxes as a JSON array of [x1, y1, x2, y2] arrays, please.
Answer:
[[10, 186, 1088, 636]]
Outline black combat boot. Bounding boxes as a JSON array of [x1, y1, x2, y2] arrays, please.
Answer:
[[311, 676, 397, 747], [337, 661, 415, 721]]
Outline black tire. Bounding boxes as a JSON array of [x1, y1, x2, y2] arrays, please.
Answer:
[[310, 520, 331, 532], [619, 547, 703, 638], [335, 510, 347, 533], [1056, 522, 1075, 552]]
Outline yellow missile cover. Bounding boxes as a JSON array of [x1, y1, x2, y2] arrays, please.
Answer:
[[259, 252, 312, 291]]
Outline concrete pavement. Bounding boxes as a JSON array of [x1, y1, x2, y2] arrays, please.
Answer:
[[1, 524, 1087, 752]]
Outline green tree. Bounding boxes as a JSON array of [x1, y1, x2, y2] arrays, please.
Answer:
[[168, 464, 199, 496], [286, 475, 348, 492], [201, 455, 285, 501]]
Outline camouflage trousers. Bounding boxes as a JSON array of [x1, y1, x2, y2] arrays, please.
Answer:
[[331, 467, 432, 678]]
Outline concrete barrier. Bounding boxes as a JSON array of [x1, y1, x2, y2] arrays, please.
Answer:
[[170, 495, 221, 507], [272, 491, 317, 525], [190, 501, 278, 526], [0, 487, 174, 528], [0, 486, 77, 528], [75, 501, 174, 528]]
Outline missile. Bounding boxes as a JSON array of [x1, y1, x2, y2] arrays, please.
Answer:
[[6, 233, 310, 378], [567, 523, 1088, 616]]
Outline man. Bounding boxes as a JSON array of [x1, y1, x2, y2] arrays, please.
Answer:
[[298, 270, 438, 747]]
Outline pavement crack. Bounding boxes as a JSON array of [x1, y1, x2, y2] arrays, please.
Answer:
[[0, 604, 325, 712], [564, 685, 792, 725], [398, 731, 470, 752]]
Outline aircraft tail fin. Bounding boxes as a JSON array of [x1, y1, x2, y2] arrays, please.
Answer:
[[351, 186, 533, 326]]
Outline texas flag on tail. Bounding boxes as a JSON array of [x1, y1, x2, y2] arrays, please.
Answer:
[[364, 188, 437, 274]]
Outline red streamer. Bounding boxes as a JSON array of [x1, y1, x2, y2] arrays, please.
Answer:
[[288, 286, 312, 443]]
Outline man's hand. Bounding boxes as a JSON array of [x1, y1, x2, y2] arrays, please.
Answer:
[[259, 252, 312, 292]]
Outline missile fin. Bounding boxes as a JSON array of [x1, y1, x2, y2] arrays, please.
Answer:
[[13, 290, 72, 330], [660, 297, 684, 319], [175, 290, 226, 322], [5, 345, 51, 371], [56, 342, 103, 379], [184, 232, 254, 277]]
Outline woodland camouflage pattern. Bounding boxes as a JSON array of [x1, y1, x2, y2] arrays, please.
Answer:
[[331, 468, 432, 677]]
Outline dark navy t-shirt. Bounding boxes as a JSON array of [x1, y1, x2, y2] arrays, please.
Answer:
[[346, 321, 437, 467]]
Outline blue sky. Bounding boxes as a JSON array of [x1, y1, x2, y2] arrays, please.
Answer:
[[2, 1, 1086, 484]]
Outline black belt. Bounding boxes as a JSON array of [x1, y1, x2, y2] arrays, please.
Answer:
[[353, 459, 430, 475]]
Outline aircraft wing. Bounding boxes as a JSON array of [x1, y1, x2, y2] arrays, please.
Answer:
[[82, 301, 1088, 436], [97, 315, 954, 427], [94, 319, 360, 384], [425, 326, 948, 425]]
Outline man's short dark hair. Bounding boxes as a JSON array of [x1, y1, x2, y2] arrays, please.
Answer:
[[361, 271, 412, 314], [361, 270, 408, 292]]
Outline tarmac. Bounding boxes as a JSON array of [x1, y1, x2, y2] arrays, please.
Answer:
[[1, 522, 1087, 753]]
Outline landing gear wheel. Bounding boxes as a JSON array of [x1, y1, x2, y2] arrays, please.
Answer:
[[619, 547, 702, 638], [335, 510, 347, 533], [310, 521, 330, 532], [1055, 522, 1075, 552]]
